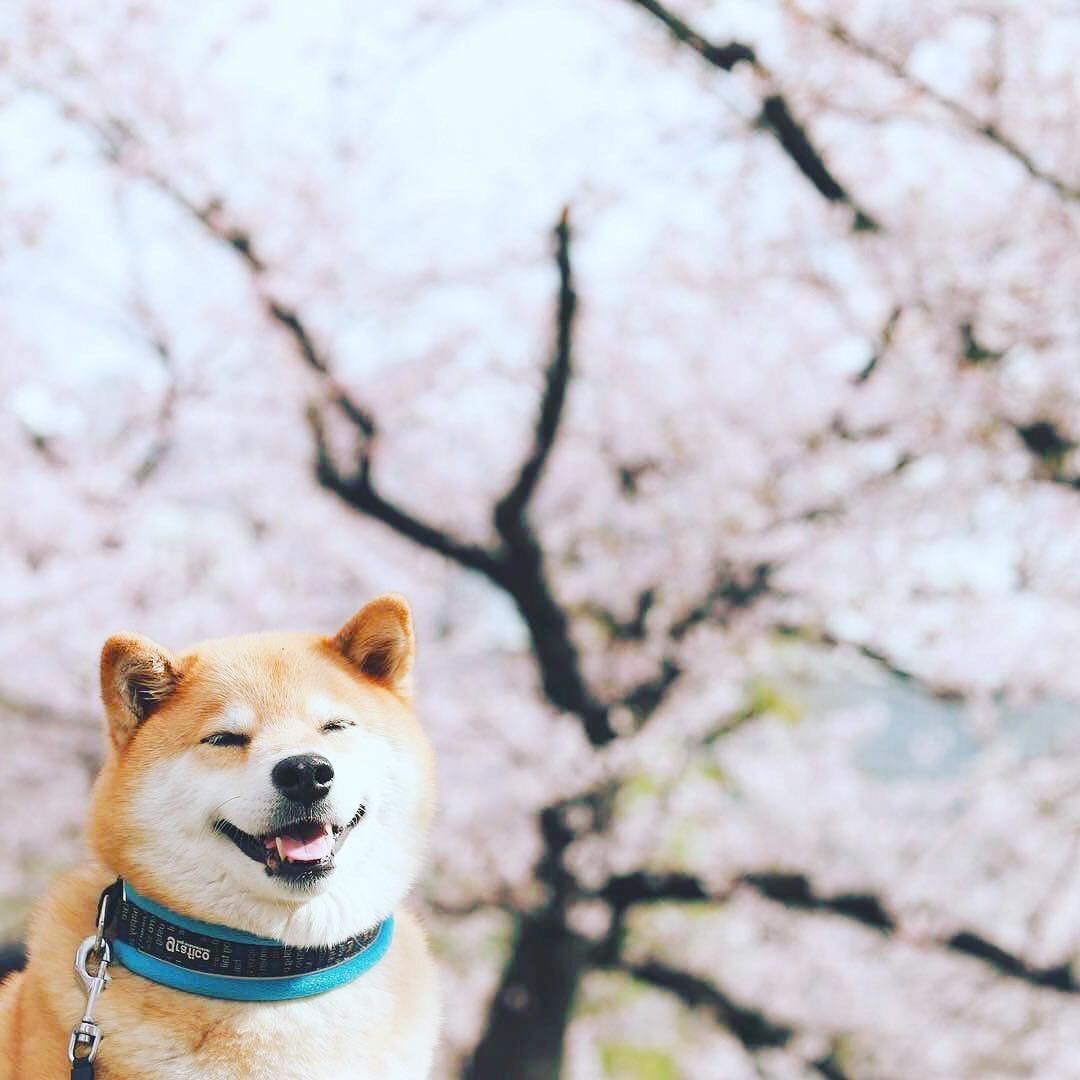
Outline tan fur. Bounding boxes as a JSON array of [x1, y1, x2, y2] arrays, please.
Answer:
[[0, 596, 440, 1079]]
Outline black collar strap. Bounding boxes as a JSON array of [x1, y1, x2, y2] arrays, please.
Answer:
[[104, 879, 393, 1000]]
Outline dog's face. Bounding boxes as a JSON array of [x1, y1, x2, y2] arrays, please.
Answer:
[[87, 595, 435, 946]]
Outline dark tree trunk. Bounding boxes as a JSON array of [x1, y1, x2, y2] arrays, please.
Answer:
[[464, 910, 590, 1080]]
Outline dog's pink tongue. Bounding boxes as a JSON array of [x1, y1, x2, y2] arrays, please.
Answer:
[[276, 826, 333, 862]]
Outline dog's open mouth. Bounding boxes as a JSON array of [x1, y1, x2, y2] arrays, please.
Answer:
[[214, 806, 365, 884]]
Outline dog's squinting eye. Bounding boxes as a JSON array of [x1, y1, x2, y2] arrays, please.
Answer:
[[321, 719, 354, 733], [201, 731, 251, 748]]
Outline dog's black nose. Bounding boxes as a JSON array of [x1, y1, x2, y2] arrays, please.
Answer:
[[271, 754, 334, 804]]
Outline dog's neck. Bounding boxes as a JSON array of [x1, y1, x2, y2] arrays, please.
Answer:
[[106, 879, 395, 1002], [114, 862, 399, 949]]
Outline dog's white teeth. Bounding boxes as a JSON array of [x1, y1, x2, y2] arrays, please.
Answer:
[[275, 836, 287, 860]]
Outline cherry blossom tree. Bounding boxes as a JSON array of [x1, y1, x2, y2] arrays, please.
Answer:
[[2, 0, 1080, 1076]]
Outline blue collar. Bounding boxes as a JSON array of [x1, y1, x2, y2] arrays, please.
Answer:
[[108, 880, 393, 1001]]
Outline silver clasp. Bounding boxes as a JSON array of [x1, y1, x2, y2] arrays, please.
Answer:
[[68, 884, 117, 1066], [68, 934, 111, 1064], [67, 1018, 103, 1066], [74, 933, 112, 996]]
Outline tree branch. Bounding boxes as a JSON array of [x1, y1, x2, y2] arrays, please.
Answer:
[[776, 623, 966, 701], [944, 930, 1078, 993], [612, 958, 850, 1077], [621, 0, 756, 71], [1009, 418, 1080, 490], [307, 406, 502, 578], [39, 92, 382, 437], [596, 868, 1079, 995], [599, 562, 775, 722], [471, 215, 617, 745], [822, 18, 1080, 203], [749, 871, 1078, 992], [119, 164, 502, 589], [740, 871, 893, 932], [616, 658, 683, 722], [583, 587, 657, 643], [619, 959, 793, 1050], [494, 209, 576, 530], [669, 562, 774, 641], [131, 327, 179, 485], [852, 305, 902, 384], [620, 0, 879, 229], [756, 94, 878, 230], [141, 178, 381, 435], [600, 871, 710, 912]]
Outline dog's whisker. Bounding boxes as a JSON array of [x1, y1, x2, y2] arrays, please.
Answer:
[[207, 795, 243, 822]]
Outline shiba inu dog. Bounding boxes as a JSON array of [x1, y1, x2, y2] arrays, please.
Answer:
[[0, 595, 439, 1079]]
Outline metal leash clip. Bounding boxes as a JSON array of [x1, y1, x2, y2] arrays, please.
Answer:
[[68, 882, 118, 1078]]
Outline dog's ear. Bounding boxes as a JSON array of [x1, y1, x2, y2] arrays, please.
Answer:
[[100, 633, 181, 749], [331, 594, 415, 700]]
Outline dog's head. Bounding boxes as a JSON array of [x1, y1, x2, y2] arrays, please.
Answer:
[[88, 595, 435, 946]]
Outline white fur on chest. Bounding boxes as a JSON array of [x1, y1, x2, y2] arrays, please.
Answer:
[[97, 953, 436, 1080]]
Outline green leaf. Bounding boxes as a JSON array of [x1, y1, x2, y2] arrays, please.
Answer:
[[600, 1043, 678, 1080], [745, 678, 802, 724]]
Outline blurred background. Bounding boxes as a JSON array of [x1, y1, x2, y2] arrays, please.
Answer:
[[1, 1, 1079, 1076]]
